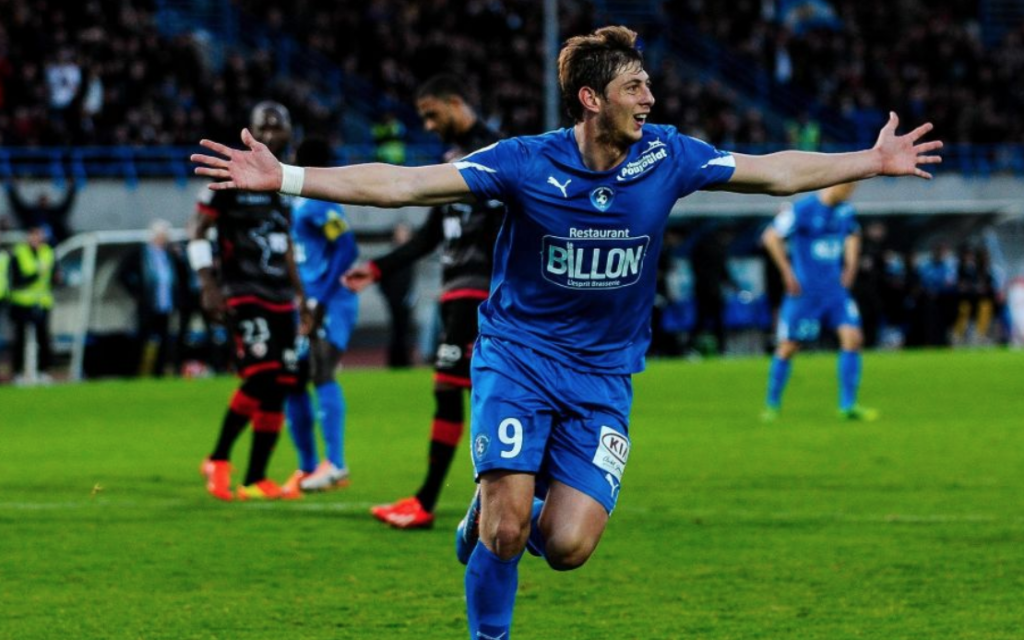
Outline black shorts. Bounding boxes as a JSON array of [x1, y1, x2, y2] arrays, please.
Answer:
[[226, 296, 299, 383], [433, 296, 484, 387]]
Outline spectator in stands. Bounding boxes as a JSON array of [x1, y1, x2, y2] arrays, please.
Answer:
[[686, 226, 738, 356], [649, 228, 683, 357], [8, 221, 57, 384], [880, 249, 909, 347], [118, 219, 181, 377], [785, 111, 820, 150], [853, 220, 888, 348], [372, 111, 407, 164], [5, 178, 76, 244], [0, 228, 9, 380], [915, 242, 958, 346], [952, 245, 997, 346]]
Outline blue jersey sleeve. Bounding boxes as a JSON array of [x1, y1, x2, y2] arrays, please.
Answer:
[[835, 203, 860, 237], [665, 127, 735, 196], [296, 200, 358, 302], [455, 139, 527, 202]]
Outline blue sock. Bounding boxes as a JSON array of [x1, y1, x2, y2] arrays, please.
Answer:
[[466, 544, 520, 640], [286, 390, 318, 472], [838, 350, 861, 411], [766, 356, 792, 408], [525, 498, 545, 558], [316, 381, 345, 469]]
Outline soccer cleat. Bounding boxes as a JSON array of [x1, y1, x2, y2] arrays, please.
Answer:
[[299, 460, 350, 492], [370, 496, 435, 529], [760, 406, 780, 423], [839, 405, 880, 422], [236, 479, 284, 501], [455, 487, 482, 565], [280, 470, 310, 500], [200, 457, 233, 501]]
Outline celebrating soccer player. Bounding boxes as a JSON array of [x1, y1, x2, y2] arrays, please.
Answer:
[[761, 182, 878, 421], [192, 26, 941, 639]]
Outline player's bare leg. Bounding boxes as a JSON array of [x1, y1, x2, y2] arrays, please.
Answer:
[[534, 480, 609, 571]]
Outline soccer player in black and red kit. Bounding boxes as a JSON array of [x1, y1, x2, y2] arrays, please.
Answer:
[[344, 75, 503, 528], [193, 101, 307, 500]]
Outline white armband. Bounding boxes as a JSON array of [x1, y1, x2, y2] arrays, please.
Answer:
[[279, 163, 306, 196], [187, 239, 213, 271]]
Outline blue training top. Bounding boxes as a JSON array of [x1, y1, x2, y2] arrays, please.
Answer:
[[771, 193, 859, 297], [291, 197, 359, 304], [456, 125, 735, 374]]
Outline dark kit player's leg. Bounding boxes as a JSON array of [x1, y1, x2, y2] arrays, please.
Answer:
[[372, 298, 481, 529]]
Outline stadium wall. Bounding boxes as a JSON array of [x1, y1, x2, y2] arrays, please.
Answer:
[[5, 176, 1023, 236]]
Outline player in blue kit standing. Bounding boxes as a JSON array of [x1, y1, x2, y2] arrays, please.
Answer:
[[280, 138, 360, 496], [192, 25, 941, 639], [761, 182, 878, 422]]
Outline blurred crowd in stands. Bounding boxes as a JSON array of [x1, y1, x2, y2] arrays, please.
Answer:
[[667, 0, 1024, 146], [4, 0, 1021, 150], [0, 0, 337, 147]]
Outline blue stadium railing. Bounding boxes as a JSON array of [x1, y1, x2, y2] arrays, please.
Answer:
[[0, 143, 1021, 185], [0, 143, 445, 186]]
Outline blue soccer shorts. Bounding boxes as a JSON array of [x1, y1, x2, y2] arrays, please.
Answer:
[[321, 292, 359, 351], [776, 292, 861, 343], [469, 335, 632, 514]]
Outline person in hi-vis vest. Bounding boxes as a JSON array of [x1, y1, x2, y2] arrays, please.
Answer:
[[9, 224, 57, 381], [0, 233, 9, 377]]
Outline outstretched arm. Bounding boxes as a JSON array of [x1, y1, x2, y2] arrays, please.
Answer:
[[192, 129, 475, 207], [716, 113, 942, 196]]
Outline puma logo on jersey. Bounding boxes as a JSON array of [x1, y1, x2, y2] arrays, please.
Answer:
[[605, 473, 621, 498], [547, 176, 571, 198]]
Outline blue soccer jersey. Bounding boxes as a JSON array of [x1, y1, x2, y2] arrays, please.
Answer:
[[771, 193, 859, 297], [456, 125, 735, 374], [291, 197, 359, 304]]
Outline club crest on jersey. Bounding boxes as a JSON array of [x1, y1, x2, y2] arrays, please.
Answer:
[[542, 232, 650, 290], [590, 186, 615, 212], [473, 435, 490, 459]]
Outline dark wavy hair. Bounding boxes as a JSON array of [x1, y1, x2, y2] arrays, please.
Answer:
[[557, 26, 643, 122]]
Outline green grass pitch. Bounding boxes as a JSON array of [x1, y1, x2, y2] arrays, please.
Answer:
[[2, 349, 1023, 639]]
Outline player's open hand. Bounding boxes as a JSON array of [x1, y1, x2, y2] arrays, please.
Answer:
[[342, 264, 377, 293], [192, 128, 283, 192], [873, 112, 943, 179]]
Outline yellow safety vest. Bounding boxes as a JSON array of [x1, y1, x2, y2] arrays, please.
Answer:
[[0, 250, 9, 301], [10, 243, 54, 309]]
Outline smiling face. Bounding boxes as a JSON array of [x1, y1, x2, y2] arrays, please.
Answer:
[[594, 65, 655, 147]]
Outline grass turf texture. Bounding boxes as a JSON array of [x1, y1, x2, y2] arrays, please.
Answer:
[[1, 349, 1022, 639]]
